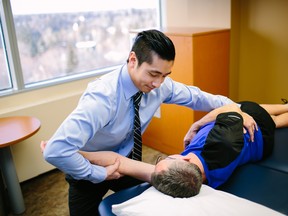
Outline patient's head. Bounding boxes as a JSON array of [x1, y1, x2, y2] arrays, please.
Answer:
[[151, 156, 202, 198]]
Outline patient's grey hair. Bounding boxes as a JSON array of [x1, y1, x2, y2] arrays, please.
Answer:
[[151, 160, 202, 198]]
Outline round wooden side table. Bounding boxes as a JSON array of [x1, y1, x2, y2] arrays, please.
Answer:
[[0, 116, 41, 215]]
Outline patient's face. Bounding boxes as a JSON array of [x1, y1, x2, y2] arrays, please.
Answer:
[[154, 154, 185, 172]]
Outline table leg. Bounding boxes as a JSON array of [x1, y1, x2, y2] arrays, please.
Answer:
[[0, 147, 25, 215], [0, 172, 7, 216]]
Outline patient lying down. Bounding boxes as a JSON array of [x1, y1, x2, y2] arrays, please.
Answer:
[[81, 102, 288, 198], [44, 101, 288, 198]]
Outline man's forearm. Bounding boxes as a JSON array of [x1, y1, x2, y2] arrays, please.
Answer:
[[80, 151, 155, 182]]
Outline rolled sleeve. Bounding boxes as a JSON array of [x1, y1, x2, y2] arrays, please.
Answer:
[[44, 141, 107, 183], [86, 164, 107, 183]]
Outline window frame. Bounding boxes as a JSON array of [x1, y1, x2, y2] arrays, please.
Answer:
[[0, 0, 162, 97]]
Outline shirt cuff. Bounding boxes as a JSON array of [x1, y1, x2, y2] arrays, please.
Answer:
[[86, 164, 107, 183]]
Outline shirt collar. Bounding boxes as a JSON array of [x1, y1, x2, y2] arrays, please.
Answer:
[[121, 64, 139, 100]]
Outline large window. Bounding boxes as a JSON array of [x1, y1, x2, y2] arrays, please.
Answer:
[[0, 0, 160, 95]]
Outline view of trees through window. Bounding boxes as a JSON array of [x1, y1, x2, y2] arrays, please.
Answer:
[[1, 0, 159, 89], [0, 22, 11, 90]]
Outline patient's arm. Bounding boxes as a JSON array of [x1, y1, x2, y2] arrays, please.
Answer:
[[184, 103, 243, 147], [194, 103, 242, 128], [80, 151, 155, 183]]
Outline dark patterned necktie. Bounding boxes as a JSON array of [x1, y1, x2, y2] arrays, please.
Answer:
[[132, 91, 143, 161]]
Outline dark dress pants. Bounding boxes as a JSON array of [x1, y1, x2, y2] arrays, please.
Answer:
[[65, 174, 143, 216]]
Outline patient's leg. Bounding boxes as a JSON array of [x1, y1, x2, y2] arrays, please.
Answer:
[[260, 104, 288, 128], [260, 104, 288, 115], [270, 113, 288, 128]]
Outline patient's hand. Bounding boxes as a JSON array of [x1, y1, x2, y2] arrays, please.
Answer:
[[241, 112, 258, 142], [183, 123, 200, 148]]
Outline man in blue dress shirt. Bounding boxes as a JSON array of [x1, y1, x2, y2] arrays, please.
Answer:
[[43, 29, 256, 215]]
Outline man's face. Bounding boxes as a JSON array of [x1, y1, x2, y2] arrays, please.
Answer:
[[127, 52, 174, 93], [154, 154, 185, 173]]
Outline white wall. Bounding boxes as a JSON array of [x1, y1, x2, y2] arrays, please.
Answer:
[[161, 0, 230, 28]]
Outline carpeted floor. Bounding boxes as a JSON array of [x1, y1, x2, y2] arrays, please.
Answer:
[[6, 145, 166, 216]]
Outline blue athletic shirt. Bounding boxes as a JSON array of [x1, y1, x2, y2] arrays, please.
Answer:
[[181, 112, 263, 188]]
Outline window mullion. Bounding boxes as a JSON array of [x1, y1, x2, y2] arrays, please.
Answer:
[[1, 0, 24, 90]]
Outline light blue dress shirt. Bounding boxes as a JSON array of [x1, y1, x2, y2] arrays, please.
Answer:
[[44, 64, 234, 183]]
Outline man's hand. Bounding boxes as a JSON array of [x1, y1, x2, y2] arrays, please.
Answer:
[[40, 140, 48, 153], [105, 158, 122, 180], [241, 112, 258, 142]]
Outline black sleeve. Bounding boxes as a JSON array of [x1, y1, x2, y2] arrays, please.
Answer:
[[201, 112, 244, 170]]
